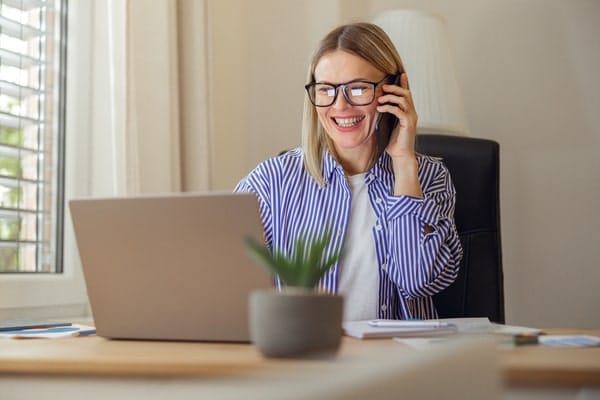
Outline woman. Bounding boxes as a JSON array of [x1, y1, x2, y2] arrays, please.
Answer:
[[235, 22, 462, 321]]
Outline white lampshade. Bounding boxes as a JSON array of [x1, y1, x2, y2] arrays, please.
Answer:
[[373, 10, 469, 135]]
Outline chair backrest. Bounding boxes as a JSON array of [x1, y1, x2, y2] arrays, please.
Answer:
[[415, 134, 505, 323]]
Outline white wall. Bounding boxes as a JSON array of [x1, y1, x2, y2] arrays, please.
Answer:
[[207, 0, 599, 328]]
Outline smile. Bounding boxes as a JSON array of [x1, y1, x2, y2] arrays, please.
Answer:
[[333, 116, 365, 128]]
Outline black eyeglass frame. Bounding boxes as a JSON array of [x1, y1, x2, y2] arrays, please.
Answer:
[[304, 74, 399, 107]]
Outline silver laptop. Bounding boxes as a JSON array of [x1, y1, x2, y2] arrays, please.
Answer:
[[69, 192, 272, 342]]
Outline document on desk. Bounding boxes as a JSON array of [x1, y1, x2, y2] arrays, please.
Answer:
[[343, 320, 458, 339], [437, 318, 544, 336], [0, 324, 96, 339], [538, 335, 600, 347], [343, 318, 547, 341], [0, 319, 72, 331]]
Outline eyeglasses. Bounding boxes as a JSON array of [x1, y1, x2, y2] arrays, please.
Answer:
[[304, 75, 395, 107]]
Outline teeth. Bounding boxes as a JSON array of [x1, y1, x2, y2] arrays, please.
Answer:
[[334, 116, 364, 128]]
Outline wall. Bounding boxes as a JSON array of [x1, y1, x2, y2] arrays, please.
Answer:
[[207, 0, 600, 328], [207, 0, 344, 190]]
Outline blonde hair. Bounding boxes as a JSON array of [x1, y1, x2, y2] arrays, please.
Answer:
[[301, 22, 405, 186]]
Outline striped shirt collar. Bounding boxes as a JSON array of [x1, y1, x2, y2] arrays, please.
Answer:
[[321, 151, 343, 184], [321, 150, 395, 186]]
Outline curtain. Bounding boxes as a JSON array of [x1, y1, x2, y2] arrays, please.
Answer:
[[91, 0, 210, 196]]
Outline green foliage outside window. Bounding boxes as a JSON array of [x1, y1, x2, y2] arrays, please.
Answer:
[[0, 156, 22, 178], [0, 218, 20, 241], [0, 127, 25, 147], [0, 187, 21, 209]]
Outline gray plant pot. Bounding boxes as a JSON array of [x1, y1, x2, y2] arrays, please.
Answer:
[[249, 288, 343, 358]]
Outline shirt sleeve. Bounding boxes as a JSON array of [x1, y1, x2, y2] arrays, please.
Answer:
[[385, 159, 463, 300], [234, 164, 274, 249]]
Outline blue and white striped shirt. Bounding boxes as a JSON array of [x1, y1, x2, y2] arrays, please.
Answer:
[[235, 148, 463, 319]]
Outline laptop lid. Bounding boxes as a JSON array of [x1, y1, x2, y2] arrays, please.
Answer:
[[69, 192, 271, 342]]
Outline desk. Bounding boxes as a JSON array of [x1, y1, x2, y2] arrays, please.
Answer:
[[503, 344, 600, 386], [0, 330, 598, 399], [0, 335, 500, 399]]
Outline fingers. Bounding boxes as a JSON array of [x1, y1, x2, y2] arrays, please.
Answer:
[[377, 95, 410, 112], [382, 72, 410, 94], [376, 72, 417, 128], [400, 72, 409, 90], [379, 73, 418, 158], [378, 73, 414, 110], [380, 84, 411, 99], [376, 101, 409, 119], [377, 92, 414, 120]]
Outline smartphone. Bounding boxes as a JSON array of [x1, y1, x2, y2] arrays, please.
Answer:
[[374, 74, 401, 155]]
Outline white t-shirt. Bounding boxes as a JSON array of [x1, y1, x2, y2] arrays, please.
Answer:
[[337, 173, 379, 321]]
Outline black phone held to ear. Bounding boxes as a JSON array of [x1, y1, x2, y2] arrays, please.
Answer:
[[375, 74, 401, 156]]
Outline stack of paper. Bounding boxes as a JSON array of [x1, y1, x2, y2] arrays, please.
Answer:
[[343, 320, 458, 339], [343, 318, 547, 341]]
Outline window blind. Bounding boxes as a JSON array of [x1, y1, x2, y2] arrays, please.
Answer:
[[0, 0, 66, 272]]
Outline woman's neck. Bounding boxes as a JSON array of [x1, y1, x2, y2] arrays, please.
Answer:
[[334, 146, 376, 175]]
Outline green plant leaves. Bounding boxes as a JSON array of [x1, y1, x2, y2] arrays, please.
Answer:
[[245, 226, 341, 288]]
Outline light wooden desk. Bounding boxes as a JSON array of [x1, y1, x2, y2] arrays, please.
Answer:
[[0, 334, 500, 399], [500, 328, 600, 388], [0, 329, 598, 399]]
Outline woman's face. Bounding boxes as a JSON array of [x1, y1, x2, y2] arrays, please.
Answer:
[[313, 50, 386, 162]]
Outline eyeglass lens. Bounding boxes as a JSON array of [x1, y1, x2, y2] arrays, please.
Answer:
[[310, 81, 376, 106]]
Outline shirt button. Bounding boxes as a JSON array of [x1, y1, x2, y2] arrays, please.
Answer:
[[381, 304, 388, 312], [375, 224, 382, 231], [375, 197, 383, 204], [381, 263, 388, 271]]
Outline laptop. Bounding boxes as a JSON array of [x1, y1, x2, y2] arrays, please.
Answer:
[[69, 192, 272, 342]]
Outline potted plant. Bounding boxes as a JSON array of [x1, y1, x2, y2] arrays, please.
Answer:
[[245, 227, 343, 358]]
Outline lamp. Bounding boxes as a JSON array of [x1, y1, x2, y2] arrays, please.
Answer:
[[373, 10, 469, 135]]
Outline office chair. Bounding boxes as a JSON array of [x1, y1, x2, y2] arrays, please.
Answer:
[[416, 134, 505, 323]]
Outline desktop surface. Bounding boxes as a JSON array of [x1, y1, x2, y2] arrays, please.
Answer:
[[0, 329, 598, 387], [0, 334, 503, 400]]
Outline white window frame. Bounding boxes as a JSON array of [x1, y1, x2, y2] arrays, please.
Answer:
[[0, 0, 109, 318]]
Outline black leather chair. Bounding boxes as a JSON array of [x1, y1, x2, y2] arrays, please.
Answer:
[[416, 134, 505, 323]]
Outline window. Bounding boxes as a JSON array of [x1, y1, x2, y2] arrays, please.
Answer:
[[0, 0, 66, 273]]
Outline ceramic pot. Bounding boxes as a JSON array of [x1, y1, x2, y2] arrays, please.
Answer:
[[249, 288, 343, 358]]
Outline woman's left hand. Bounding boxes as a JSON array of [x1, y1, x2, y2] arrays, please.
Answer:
[[377, 73, 418, 159]]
